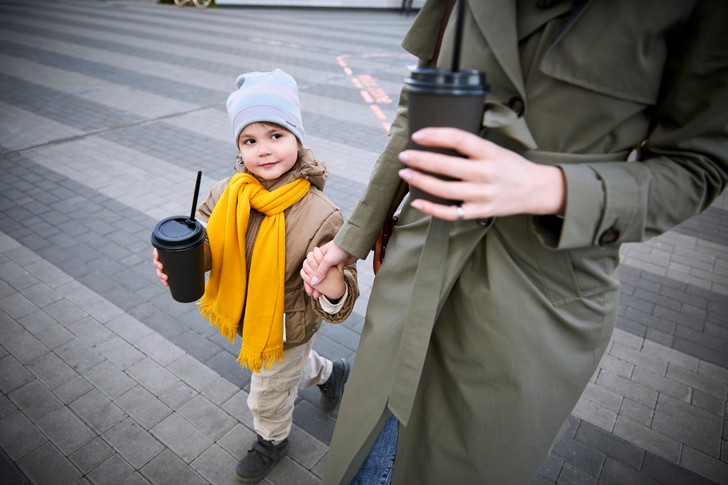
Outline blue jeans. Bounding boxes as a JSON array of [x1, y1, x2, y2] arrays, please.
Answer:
[[350, 415, 399, 485]]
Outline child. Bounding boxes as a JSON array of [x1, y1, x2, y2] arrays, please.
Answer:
[[153, 69, 358, 483]]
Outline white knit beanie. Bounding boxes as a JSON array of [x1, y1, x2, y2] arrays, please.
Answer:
[[226, 69, 305, 146]]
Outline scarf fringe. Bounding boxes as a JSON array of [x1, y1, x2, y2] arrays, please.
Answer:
[[197, 300, 238, 343], [238, 347, 284, 373]]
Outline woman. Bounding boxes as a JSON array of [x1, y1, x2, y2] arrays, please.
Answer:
[[303, 0, 728, 483]]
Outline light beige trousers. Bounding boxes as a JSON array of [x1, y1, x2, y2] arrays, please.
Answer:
[[247, 339, 332, 443]]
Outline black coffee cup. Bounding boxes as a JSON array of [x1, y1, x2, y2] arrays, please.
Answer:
[[405, 67, 487, 205], [151, 216, 206, 303]]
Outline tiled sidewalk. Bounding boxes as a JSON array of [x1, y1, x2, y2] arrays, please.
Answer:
[[0, 1, 726, 484]]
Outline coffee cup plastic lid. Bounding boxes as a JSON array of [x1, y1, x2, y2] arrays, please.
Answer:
[[151, 216, 205, 249], [405, 67, 487, 95]]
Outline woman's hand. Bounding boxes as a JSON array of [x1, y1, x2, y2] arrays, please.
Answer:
[[399, 128, 566, 221], [300, 247, 346, 302], [152, 249, 169, 286], [301, 241, 356, 299]]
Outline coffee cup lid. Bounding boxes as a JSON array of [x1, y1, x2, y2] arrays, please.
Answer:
[[151, 216, 205, 250], [405, 67, 487, 95]]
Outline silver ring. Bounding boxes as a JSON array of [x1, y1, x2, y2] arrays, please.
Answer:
[[456, 206, 465, 221]]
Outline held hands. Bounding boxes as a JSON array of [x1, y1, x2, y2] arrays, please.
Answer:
[[399, 128, 566, 220], [301, 242, 356, 299], [152, 249, 169, 286]]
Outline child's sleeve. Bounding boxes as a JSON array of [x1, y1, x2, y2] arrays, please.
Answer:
[[312, 264, 358, 324]]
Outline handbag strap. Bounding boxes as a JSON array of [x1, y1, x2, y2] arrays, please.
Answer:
[[390, 0, 457, 212]]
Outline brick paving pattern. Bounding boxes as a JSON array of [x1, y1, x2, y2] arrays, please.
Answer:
[[0, 1, 726, 484]]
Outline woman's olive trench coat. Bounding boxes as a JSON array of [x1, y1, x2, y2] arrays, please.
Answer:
[[325, 1, 728, 483]]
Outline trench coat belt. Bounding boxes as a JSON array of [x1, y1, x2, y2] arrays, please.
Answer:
[[387, 216, 450, 426], [386, 101, 539, 425]]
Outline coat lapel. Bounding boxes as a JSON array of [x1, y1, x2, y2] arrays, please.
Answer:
[[469, 0, 526, 98]]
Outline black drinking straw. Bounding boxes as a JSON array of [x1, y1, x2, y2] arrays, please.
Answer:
[[451, 0, 466, 72], [188, 170, 202, 223]]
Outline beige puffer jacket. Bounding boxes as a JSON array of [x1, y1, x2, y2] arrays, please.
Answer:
[[196, 148, 358, 349]]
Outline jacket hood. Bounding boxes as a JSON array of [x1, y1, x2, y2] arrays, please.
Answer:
[[234, 147, 328, 192]]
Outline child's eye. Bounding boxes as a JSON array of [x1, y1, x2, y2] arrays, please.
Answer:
[[271, 133, 282, 140], [242, 139, 255, 145]]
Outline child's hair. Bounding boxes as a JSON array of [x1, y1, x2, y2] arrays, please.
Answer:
[[226, 69, 305, 147]]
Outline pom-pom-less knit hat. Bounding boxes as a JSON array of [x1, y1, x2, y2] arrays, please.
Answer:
[[226, 69, 305, 146]]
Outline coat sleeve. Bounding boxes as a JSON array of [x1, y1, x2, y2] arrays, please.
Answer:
[[537, 0, 728, 250]]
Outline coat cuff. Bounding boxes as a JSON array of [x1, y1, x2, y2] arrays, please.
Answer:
[[532, 162, 646, 250]]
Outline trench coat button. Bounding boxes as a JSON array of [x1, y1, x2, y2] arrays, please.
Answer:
[[507, 96, 525, 117], [598, 228, 620, 246]]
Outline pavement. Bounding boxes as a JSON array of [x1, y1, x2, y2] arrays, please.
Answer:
[[0, 1, 726, 484]]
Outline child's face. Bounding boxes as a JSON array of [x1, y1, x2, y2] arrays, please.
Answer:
[[238, 122, 299, 181]]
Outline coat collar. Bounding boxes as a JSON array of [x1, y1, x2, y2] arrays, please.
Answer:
[[468, 0, 590, 99]]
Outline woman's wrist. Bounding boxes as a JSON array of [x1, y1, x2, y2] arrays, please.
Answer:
[[531, 165, 566, 216]]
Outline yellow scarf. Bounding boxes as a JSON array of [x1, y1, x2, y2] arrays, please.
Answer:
[[198, 173, 311, 372]]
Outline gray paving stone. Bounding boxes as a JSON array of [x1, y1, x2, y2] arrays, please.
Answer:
[[68, 437, 116, 475], [105, 312, 154, 344], [84, 360, 137, 400], [600, 458, 661, 485], [614, 416, 681, 463], [151, 413, 213, 463], [681, 445, 728, 485], [0, 320, 48, 365], [68, 315, 116, 348], [653, 411, 721, 458], [158, 381, 197, 411], [201, 377, 239, 406], [553, 461, 598, 485], [596, 370, 659, 409], [0, 410, 47, 461], [103, 417, 165, 469], [189, 444, 240, 485], [632, 366, 692, 402], [20, 281, 63, 308], [134, 330, 186, 367], [54, 338, 105, 373], [54, 375, 94, 405], [17, 442, 82, 485], [574, 420, 646, 471], [221, 390, 255, 431], [126, 357, 180, 395], [8, 379, 64, 422], [69, 388, 127, 434], [115, 385, 173, 430], [657, 393, 724, 435], [642, 452, 718, 485], [0, 395, 16, 420], [94, 335, 146, 370], [36, 406, 95, 455], [217, 423, 258, 461], [142, 449, 207, 485], [18, 309, 76, 350], [667, 365, 727, 400], [178, 394, 237, 441], [87, 454, 151, 485], [0, 354, 35, 394], [167, 353, 221, 392]]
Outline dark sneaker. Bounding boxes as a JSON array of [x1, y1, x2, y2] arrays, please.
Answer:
[[318, 358, 350, 411], [236, 435, 288, 483]]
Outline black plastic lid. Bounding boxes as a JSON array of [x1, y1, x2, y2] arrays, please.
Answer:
[[405, 67, 487, 95], [151, 216, 205, 250]]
